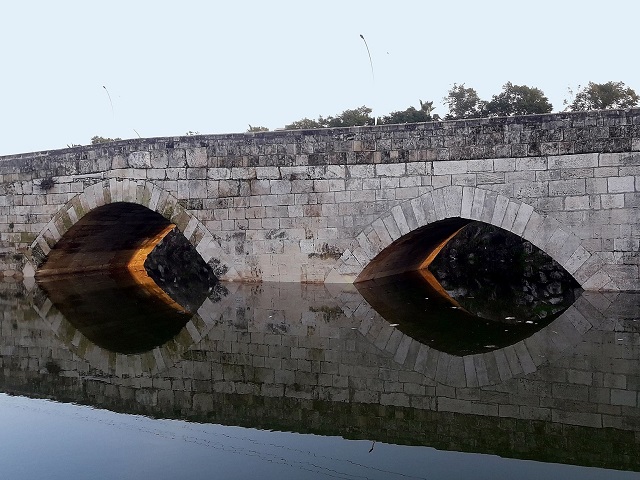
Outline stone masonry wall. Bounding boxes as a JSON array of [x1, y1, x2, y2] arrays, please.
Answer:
[[0, 109, 638, 289]]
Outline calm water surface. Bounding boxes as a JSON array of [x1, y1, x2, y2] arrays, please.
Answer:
[[1, 273, 639, 479]]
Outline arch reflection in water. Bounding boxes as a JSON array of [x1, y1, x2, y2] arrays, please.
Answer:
[[356, 221, 582, 356], [356, 270, 578, 356], [37, 271, 195, 354], [35, 231, 225, 355]]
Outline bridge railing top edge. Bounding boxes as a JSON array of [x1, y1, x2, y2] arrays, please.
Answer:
[[2, 108, 640, 162]]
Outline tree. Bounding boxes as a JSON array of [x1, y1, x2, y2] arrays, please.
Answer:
[[443, 84, 485, 119], [379, 100, 438, 124], [284, 118, 324, 130], [324, 106, 374, 128], [91, 136, 122, 145], [484, 82, 553, 117], [285, 106, 374, 130], [568, 81, 639, 111]]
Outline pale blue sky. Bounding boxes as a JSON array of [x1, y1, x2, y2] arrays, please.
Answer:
[[1, 0, 638, 155]]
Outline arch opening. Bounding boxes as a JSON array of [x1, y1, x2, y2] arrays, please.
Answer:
[[355, 219, 582, 356], [35, 201, 222, 354], [36, 202, 174, 277], [355, 217, 473, 283]]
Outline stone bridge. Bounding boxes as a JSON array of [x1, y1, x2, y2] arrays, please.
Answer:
[[1, 109, 638, 290]]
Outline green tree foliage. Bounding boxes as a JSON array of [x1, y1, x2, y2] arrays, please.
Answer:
[[568, 81, 639, 111], [379, 100, 438, 124], [285, 106, 374, 130], [324, 106, 374, 128], [284, 118, 324, 130], [91, 136, 122, 145], [484, 82, 553, 117], [443, 84, 485, 119]]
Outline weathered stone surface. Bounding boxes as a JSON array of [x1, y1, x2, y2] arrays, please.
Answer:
[[0, 110, 638, 290]]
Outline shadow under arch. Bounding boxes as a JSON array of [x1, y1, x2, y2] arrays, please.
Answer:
[[26, 178, 232, 279], [342, 185, 609, 290]]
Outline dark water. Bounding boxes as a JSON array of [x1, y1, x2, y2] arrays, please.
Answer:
[[1, 268, 639, 479]]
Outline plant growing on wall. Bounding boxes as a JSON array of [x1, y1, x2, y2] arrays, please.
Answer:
[[40, 177, 55, 191]]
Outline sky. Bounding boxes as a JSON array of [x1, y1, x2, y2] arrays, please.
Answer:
[[1, 0, 639, 156]]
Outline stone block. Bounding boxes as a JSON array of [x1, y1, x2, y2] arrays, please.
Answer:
[[501, 201, 520, 232], [460, 186, 474, 218], [565, 195, 590, 210], [549, 179, 586, 196], [393, 336, 412, 364], [426, 189, 442, 220], [551, 410, 602, 428], [494, 158, 516, 172], [548, 153, 598, 169], [438, 397, 499, 416], [506, 170, 536, 183], [599, 152, 640, 166], [470, 187, 487, 220], [400, 202, 419, 232], [477, 172, 505, 184], [376, 164, 405, 177], [442, 185, 463, 218], [433, 160, 467, 175], [451, 173, 477, 186], [432, 175, 452, 188], [514, 181, 547, 198], [490, 195, 509, 227], [512, 203, 534, 236], [186, 148, 208, 167], [467, 159, 494, 172], [610, 389, 637, 407], [601, 193, 625, 209], [516, 157, 547, 170], [406, 161, 429, 176], [608, 176, 635, 193], [128, 151, 151, 168], [255, 167, 280, 179], [563, 246, 591, 275]]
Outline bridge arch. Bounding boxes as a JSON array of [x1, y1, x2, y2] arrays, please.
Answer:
[[339, 185, 609, 290], [25, 178, 232, 279]]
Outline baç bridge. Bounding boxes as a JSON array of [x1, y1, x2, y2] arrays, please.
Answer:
[[0, 109, 639, 291]]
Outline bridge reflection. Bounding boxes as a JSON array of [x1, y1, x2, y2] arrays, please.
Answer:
[[3, 278, 636, 472]]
